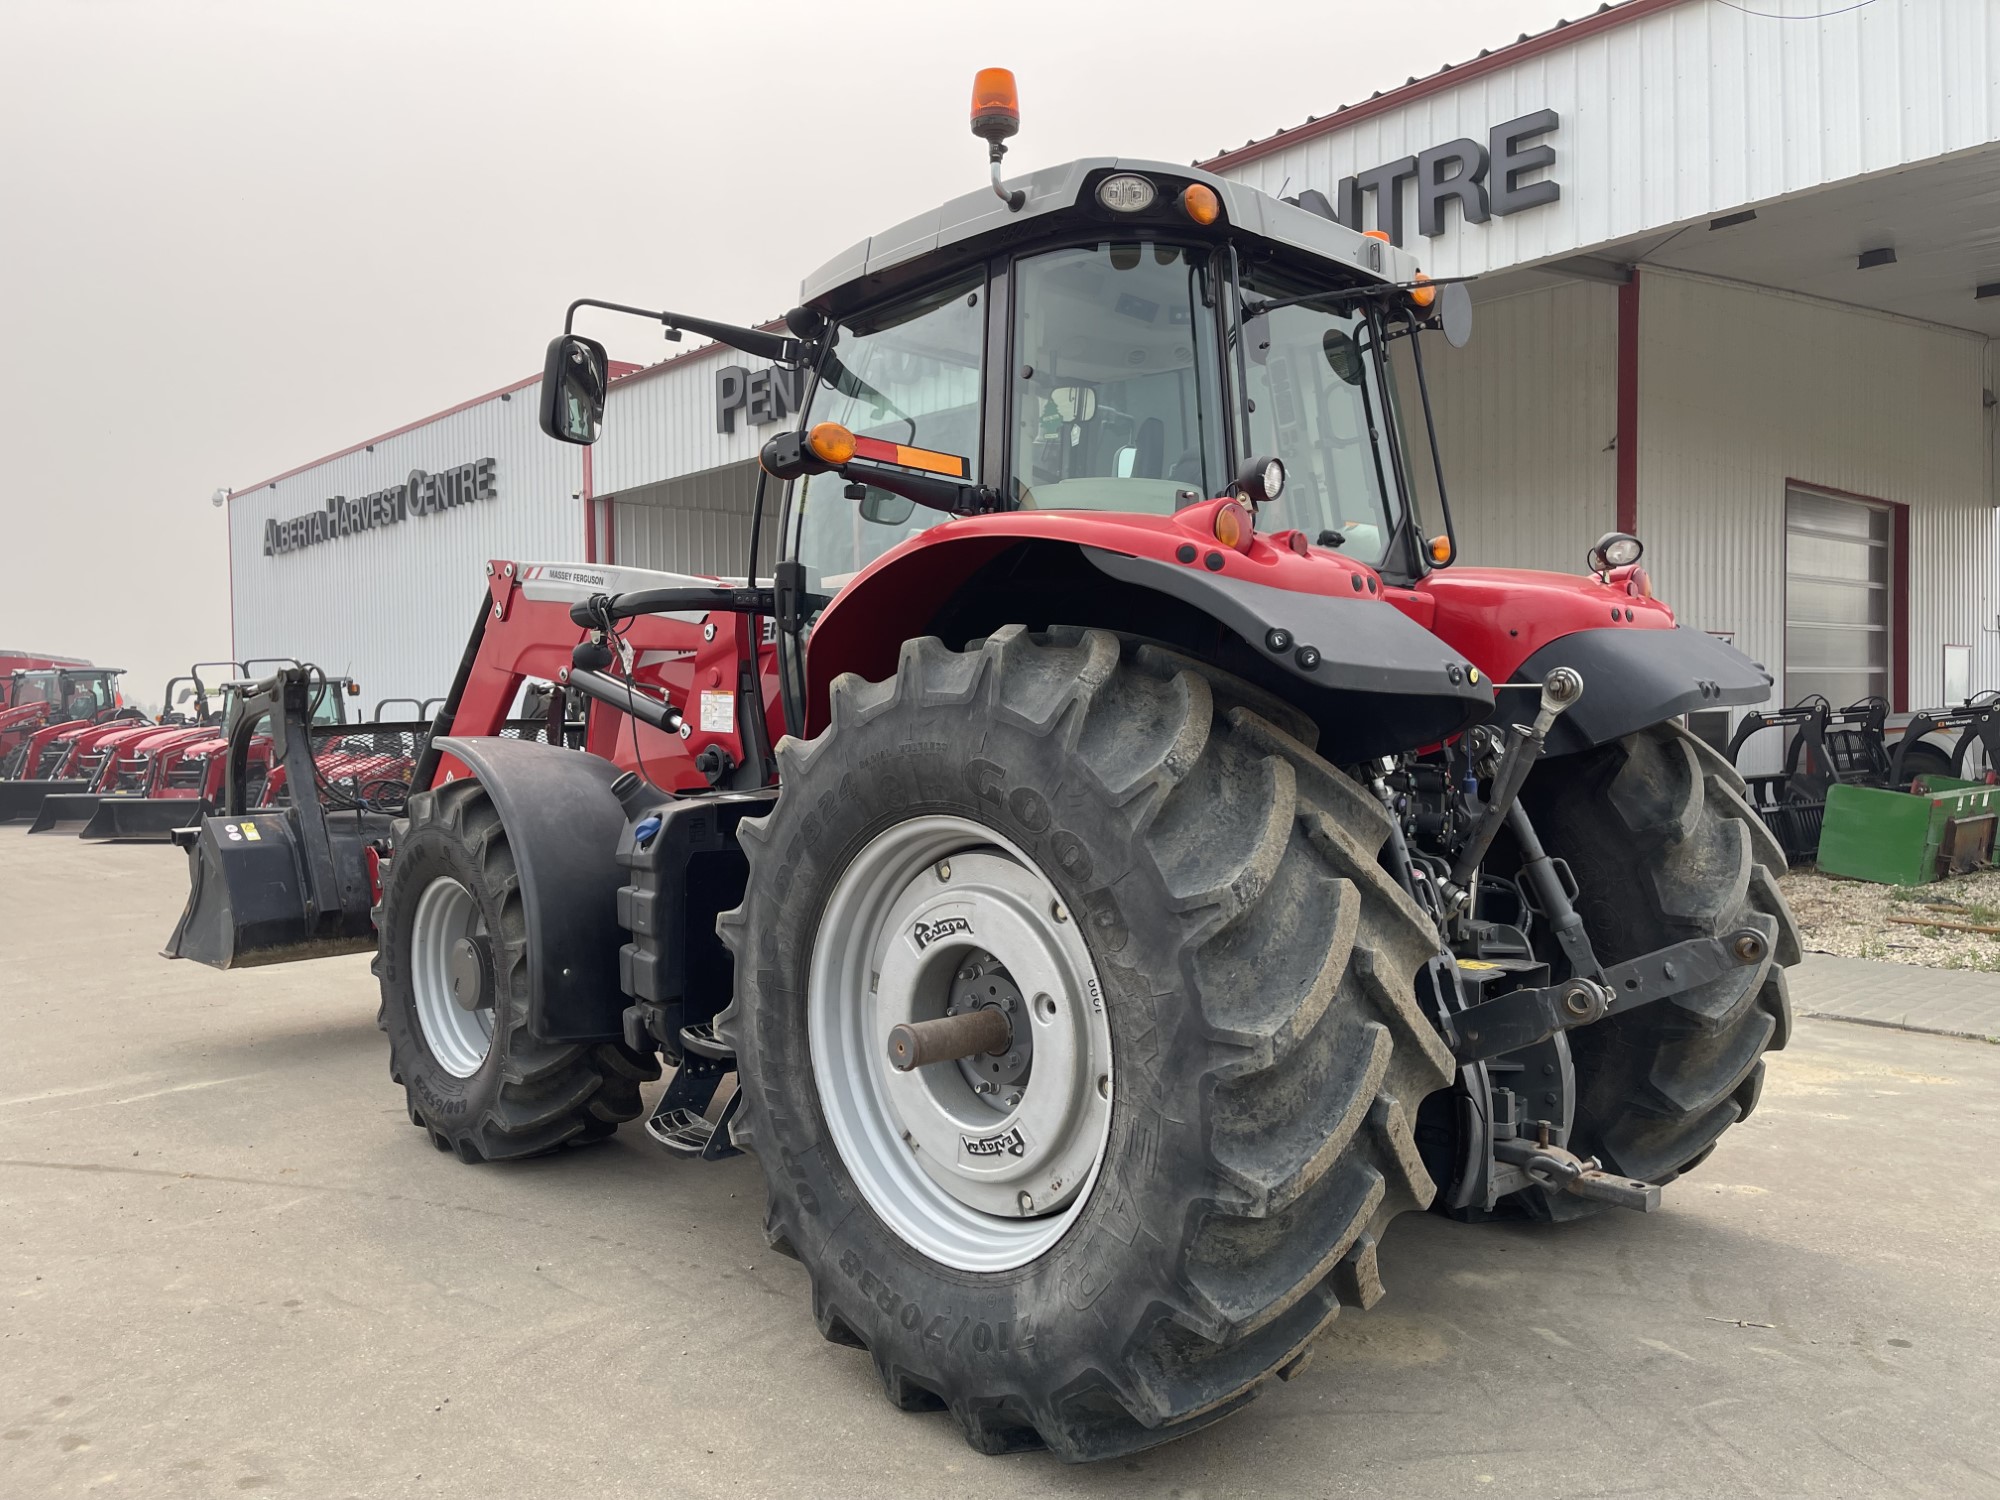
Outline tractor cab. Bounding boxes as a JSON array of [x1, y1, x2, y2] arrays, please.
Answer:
[[539, 79, 1469, 608], [20, 667, 125, 721], [779, 161, 1464, 598]]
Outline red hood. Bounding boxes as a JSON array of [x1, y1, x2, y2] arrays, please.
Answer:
[[1397, 564, 1673, 685]]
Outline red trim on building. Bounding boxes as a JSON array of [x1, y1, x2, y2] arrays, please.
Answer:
[[1200, 0, 1691, 173], [1615, 273, 1640, 534], [1891, 500, 1911, 713]]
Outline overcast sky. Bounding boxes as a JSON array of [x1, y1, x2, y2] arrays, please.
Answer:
[[0, 0, 1587, 707]]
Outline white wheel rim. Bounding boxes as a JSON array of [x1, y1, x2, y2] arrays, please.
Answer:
[[410, 875, 493, 1078], [809, 815, 1113, 1273]]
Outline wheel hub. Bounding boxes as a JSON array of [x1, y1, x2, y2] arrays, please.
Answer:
[[410, 875, 495, 1078], [808, 816, 1113, 1272]]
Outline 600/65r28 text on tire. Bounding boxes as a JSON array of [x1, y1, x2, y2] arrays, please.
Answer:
[[376, 780, 659, 1162], [718, 626, 1457, 1460]]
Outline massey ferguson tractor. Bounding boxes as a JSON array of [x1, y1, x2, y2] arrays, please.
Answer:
[[168, 72, 1798, 1461]]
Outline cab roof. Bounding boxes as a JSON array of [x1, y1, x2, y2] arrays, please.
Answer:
[[799, 157, 1421, 314]]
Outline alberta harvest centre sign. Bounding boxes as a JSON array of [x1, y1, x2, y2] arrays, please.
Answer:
[[263, 458, 499, 557]]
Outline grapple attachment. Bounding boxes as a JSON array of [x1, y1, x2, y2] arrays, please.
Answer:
[[164, 807, 389, 968]]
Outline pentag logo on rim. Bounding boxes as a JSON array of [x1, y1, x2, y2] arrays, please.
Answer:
[[910, 915, 973, 951], [962, 1126, 1027, 1160]]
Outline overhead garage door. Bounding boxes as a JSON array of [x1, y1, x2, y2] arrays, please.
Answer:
[[1784, 485, 1892, 710]]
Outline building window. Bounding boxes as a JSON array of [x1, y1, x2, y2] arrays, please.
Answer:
[[1783, 485, 1893, 710]]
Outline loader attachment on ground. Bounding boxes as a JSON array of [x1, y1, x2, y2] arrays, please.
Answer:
[[163, 665, 409, 968], [26, 792, 105, 836], [78, 796, 204, 842], [164, 806, 389, 967], [0, 779, 90, 824]]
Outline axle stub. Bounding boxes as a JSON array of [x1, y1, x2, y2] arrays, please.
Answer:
[[887, 1005, 1013, 1071]]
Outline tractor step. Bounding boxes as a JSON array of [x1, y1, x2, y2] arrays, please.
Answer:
[[644, 1085, 743, 1161], [645, 1105, 718, 1155], [678, 1021, 734, 1061]]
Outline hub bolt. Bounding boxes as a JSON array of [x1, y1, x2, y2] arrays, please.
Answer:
[[1050, 901, 1068, 924], [936, 861, 952, 882], [1018, 1191, 1035, 1214]]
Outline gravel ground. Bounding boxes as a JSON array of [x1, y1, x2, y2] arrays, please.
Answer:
[[1781, 867, 2000, 970]]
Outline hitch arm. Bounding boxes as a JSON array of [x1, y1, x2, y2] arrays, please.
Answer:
[[1447, 924, 1773, 1065]]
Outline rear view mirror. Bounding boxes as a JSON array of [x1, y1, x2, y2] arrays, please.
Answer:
[[1049, 385, 1097, 423], [1322, 329, 1364, 385], [1439, 282, 1473, 348], [858, 489, 917, 526], [539, 334, 610, 445]]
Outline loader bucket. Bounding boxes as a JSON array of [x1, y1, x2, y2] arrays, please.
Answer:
[[0, 779, 90, 825], [78, 796, 204, 843], [164, 808, 388, 968], [26, 792, 103, 836]]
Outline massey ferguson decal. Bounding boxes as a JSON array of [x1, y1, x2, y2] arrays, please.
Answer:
[[909, 915, 973, 951], [962, 1126, 1027, 1160], [263, 458, 497, 557]]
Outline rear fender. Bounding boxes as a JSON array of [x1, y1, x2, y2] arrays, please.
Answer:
[[428, 736, 630, 1043], [805, 522, 1493, 762]]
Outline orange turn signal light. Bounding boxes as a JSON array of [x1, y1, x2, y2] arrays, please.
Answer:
[[1428, 534, 1454, 564], [1181, 183, 1221, 226], [1213, 500, 1253, 553], [808, 422, 857, 466], [1364, 229, 1391, 243], [971, 68, 1020, 141], [1410, 272, 1437, 309]]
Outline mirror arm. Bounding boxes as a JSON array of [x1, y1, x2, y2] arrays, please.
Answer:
[[1405, 306, 1459, 567], [842, 461, 1001, 517], [563, 298, 804, 364]]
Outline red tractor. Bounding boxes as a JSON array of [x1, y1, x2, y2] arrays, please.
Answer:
[[0, 652, 92, 711], [170, 74, 1797, 1461]]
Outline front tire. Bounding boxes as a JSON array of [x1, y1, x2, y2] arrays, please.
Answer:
[[1515, 722, 1800, 1216], [719, 627, 1455, 1460], [376, 781, 659, 1162]]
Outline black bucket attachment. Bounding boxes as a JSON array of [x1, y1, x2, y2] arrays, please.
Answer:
[[164, 807, 392, 968], [78, 796, 205, 843], [0, 779, 90, 825], [26, 792, 104, 836]]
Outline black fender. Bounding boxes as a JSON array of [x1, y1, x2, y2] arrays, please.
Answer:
[[431, 736, 628, 1043], [1509, 626, 1774, 755], [1081, 548, 1494, 758]]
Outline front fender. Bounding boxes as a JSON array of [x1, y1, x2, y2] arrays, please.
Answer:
[[1510, 627, 1773, 755], [430, 736, 628, 1043]]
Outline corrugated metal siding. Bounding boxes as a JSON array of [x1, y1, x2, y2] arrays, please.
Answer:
[[596, 350, 777, 495], [1636, 270, 1994, 729], [611, 461, 776, 579], [1396, 280, 1620, 570], [227, 384, 583, 702], [1218, 0, 2000, 278]]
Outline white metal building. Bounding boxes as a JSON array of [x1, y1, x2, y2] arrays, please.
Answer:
[[229, 0, 2000, 737]]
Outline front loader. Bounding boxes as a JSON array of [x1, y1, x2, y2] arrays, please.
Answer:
[[167, 72, 1797, 1461]]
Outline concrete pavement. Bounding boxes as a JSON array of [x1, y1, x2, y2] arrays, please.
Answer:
[[1795, 951, 2000, 1042], [3, 825, 1997, 1499]]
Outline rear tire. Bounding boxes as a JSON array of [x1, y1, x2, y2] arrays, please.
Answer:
[[1514, 722, 1800, 1217], [376, 781, 659, 1162], [719, 627, 1455, 1459]]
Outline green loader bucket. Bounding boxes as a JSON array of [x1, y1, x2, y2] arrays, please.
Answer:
[[1818, 781, 2000, 885]]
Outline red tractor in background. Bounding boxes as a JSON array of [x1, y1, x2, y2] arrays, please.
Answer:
[[170, 73, 1797, 1461], [0, 651, 93, 711]]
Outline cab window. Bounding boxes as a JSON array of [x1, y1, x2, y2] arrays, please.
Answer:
[[1010, 243, 1227, 512], [790, 273, 985, 590]]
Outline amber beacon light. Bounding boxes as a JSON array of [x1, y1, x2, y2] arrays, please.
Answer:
[[971, 69, 1026, 211]]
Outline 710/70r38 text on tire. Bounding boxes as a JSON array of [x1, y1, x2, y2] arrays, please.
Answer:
[[718, 626, 1457, 1461]]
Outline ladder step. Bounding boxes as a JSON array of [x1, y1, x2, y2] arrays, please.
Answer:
[[645, 1105, 716, 1157], [679, 1022, 735, 1062]]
